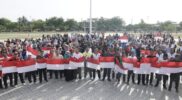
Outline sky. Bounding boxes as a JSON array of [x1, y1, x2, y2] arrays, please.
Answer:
[[0, 0, 182, 24]]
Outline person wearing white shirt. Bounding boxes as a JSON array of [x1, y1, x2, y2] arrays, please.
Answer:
[[72, 49, 83, 79], [154, 52, 168, 89], [91, 48, 101, 80]]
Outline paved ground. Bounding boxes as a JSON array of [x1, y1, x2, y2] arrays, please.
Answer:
[[0, 78, 182, 100]]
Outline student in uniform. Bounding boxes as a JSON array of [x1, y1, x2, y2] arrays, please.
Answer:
[[26, 55, 37, 84], [82, 48, 92, 78], [72, 48, 83, 79], [168, 51, 180, 93], [36, 51, 48, 83], [102, 48, 113, 81], [154, 51, 168, 89], [90, 48, 101, 80]]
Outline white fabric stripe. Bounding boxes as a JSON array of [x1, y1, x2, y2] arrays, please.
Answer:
[[87, 62, 100, 70], [2, 66, 17, 74], [100, 62, 114, 68], [122, 62, 133, 70], [64, 64, 77, 70], [69, 61, 84, 68], [36, 63, 47, 69], [17, 65, 36, 73], [27, 51, 36, 58], [114, 64, 127, 74], [46, 64, 65, 70]]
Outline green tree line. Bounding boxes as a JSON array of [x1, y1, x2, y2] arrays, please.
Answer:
[[0, 16, 182, 33]]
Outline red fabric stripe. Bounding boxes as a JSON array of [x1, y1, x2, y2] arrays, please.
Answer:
[[27, 46, 39, 56], [99, 57, 114, 62], [37, 58, 47, 63], [87, 58, 100, 64], [46, 59, 65, 64], [16, 59, 36, 67], [122, 57, 133, 63], [70, 57, 84, 62], [2, 61, 16, 67]]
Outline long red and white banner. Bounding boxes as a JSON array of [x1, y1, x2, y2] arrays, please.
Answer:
[[1, 56, 182, 75]]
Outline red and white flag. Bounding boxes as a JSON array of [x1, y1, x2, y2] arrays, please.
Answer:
[[69, 57, 84, 68], [160, 62, 182, 74], [114, 59, 127, 74], [100, 57, 115, 68], [36, 58, 47, 69], [46, 59, 65, 70], [122, 57, 134, 70], [87, 58, 100, 70], [118, 36, 128, 43], [2, 60, 17, 74], [27, 46, 39, 58], [16, 59, 36, 73]]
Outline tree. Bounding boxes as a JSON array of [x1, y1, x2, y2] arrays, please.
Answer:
[[64, 19, 79, 31], [32, 19, 45, 31], [17, 16, 29, 31]]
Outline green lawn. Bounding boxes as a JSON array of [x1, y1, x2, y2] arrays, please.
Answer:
[[0, 32, 182, 41]]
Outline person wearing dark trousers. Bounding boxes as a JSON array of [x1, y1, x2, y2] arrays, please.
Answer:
[[127, 70, 135, 84], [92, 69, 101, 79], [14, 72, 25, 86], [102, 48, 114, 81], [102, 68, 111, 81], [27, 71, 37, 83], [38, 68, 48, 83], [168, 73, 180, 93], [83, 48, 92, 78], [146, 73, 153, 86], [77, 68, 82, 79], [0, 78, 3, 89], [155, 74, 168, 89], [137, 74, 146, 85], [3, 73, 14, 88], [59, 70, 64, 79], [72, 49, 83, 80]]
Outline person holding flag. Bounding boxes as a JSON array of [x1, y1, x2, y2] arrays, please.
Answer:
[[90, 48, 101, 80], [72, 48, 83, 79]]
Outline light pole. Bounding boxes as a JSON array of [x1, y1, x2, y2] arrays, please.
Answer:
[[89, 0, 92, 34]]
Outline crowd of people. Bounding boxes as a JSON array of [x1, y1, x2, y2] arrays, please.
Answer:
[[0, 32, 182, 93]]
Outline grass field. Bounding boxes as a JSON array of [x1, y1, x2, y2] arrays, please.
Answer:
[[0, 32, 182, 41]]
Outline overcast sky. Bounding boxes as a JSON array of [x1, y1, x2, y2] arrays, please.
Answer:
[[0, 0, 182, 24]]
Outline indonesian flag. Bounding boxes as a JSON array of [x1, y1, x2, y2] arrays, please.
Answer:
[[36, 58, 47, 69], [27, 46, 39, 58], [151, 62, 161, 73], [69, 57, 84, 68], [46, 59, 65, 70], [87, 58, 100, 70], [100, 57, 115, 68], [122, 57, 134, 70], [160, 62, 182, 74], [2, 60, 17, 74], [118, 36, 128, 43], [136, 58, 151, 74], [41, 47, 52, 55], [63, 59, 75, 70], [16, 59, 36, 73], [115, 59, 127, 74]]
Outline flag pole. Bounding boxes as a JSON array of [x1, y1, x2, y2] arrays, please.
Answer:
[[89, 0, 92, 34]]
